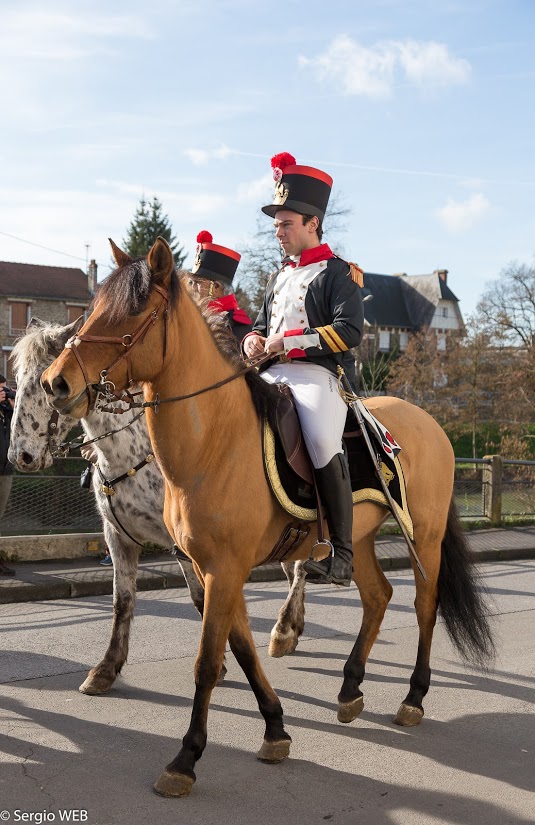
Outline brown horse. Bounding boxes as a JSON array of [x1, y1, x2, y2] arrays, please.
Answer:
[[41, 237, 494, 798]]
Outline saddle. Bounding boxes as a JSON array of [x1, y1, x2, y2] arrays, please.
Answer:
[[262, 386, 413, 565]]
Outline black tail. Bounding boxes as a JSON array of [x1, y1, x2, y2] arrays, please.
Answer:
[[438, 498, 495, 667]]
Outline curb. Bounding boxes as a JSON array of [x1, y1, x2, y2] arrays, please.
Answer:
[[2, 545, 535, 605]]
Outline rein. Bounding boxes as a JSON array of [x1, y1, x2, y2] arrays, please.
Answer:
[[51, 409, 146, 457]]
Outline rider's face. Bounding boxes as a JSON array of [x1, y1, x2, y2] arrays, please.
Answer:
[[273, 210, 319, 257], [187, 277, 223, 300]]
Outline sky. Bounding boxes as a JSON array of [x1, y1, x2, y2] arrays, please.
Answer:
[[1, 0, 534, 317]]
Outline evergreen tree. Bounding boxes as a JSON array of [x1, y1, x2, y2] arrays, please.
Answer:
[[122, 196, 186, 267]]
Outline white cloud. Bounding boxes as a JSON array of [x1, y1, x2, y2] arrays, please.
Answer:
[[435, 193, 490, 232], [236, 173, 272, 203], [299, 36, 471, 98], [183, 145, 233, 166]]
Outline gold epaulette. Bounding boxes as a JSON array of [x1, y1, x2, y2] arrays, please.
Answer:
[[333, 254, 364, 287]]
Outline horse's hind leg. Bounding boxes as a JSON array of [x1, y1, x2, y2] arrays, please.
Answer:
[[79, 526, 140, 695], [154, 570, 290, 798], [338, 535, 392, 723], [394, 531, 441, 727], [269, 560, 306, 658]]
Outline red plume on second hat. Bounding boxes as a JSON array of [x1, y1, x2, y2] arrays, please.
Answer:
[[262, 152, 333, 221], [191, 230, 241, 286]]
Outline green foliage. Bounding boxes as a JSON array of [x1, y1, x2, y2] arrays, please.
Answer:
[[122, 196, 186, 267]]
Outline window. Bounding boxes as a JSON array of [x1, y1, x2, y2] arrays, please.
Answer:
[[2, 349, 15, 382], [437, 333, 446, 351], [67, 305, 87, 324], [379, 330, 390, 351], [442, 307, 448, 318], [399, 331, 409, 351], [9, 302, 30, 336]]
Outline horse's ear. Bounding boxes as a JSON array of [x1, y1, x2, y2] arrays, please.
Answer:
[[147, 236, 175, 286], [109, 238, 133, 269], [27, 317, 46, 331], [60, 315, 85, 345]]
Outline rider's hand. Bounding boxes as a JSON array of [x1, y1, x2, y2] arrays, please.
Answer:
[[243, 334, 266, 358], [264, 333, 284, 355]]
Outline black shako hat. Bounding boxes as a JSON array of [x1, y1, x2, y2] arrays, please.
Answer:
[[190, 231, 241, 287], [261, 152, 333, 222]]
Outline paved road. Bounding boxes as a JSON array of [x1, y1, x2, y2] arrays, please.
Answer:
[[0, 560, 533, 825]]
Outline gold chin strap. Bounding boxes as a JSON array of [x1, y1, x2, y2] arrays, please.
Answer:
[[208, 281, 215, 299]]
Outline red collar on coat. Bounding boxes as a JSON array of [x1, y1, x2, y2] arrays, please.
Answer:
[[208, 293, 252, 325], [284, 244, 334, 269]]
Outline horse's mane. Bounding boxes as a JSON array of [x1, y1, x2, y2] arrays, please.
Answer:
[[11, 321, 67, 378], [198, 292, 280, 427], [94, 260, 279, 424]]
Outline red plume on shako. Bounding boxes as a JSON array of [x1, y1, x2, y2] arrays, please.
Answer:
[[196, 230, 213, 244], [270, 152, 296, 181]]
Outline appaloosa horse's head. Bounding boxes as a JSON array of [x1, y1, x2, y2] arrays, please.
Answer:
[[41, 237, 179, 418], [9, 318, 83, 471]]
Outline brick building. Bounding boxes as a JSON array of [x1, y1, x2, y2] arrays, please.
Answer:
[[0, 260, 97, 383]]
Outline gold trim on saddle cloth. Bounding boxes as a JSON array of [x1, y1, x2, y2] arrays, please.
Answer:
[[263, 420, 414, 540]]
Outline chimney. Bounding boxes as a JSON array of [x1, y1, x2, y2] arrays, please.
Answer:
[[435, 269, 448, 282], [88, 259, 98, 294]]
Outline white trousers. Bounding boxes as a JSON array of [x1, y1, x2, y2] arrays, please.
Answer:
[[262, 362, 347, 469]]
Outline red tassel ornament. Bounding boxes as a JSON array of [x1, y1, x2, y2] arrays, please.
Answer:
[[196, 230, 213, 244], [270, 152, 296, 171]]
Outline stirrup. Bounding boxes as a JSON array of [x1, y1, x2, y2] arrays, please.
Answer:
[[308, 539, 334, 562]]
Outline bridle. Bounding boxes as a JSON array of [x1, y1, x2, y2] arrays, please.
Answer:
[[64, 283, 170, 409], [61, 281, 270, 416]]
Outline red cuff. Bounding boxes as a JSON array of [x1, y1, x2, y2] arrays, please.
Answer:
[[286, 348, 306, 358], [283, 328, 304, 337]]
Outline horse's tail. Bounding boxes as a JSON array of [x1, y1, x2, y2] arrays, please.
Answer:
[[438, 497, 495, 667]]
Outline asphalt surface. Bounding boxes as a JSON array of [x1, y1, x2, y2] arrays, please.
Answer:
[[1, 526, 535, 604], [0, 560, 533, 825]]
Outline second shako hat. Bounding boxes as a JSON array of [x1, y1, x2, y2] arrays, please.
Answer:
[[191, 231, 241, 287], [261, 152, 333, 222]]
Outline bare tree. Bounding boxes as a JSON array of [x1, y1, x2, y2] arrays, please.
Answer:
[[478, 259, 535, 423]]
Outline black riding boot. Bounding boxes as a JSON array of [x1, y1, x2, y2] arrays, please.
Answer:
[[303, 453, 354, 587]]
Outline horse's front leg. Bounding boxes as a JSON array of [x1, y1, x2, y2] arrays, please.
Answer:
[[269, 560, 306, 657], [178, 557, 227, 684], [79, 526, 140, 695], [153, 567, 290, 798]]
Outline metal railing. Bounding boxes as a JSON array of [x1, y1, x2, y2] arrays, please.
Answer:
[[1, 455, 534, 537]]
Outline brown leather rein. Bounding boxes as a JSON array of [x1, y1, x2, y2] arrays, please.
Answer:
[[63, 282, 270, 415]]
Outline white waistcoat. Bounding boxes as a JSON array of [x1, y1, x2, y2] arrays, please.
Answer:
[[269, 259, 329, 335]]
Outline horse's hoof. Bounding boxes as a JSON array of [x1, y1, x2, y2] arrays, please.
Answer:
[[153, 770, 195, 798], [79, 672, 115, 695], [256, 737, 291, 763], [393, 703, 424, 726], [269, 630, 298, 658], [337, 695, 364, 724]]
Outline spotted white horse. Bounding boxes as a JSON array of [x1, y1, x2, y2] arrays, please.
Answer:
[[9, 319, 306, 694]]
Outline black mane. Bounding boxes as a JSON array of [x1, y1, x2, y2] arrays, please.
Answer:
[[94, 258, 181, 323]]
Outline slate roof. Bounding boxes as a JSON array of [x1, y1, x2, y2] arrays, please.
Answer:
[[362, 271, 460, 330], [0, 261, 91, 302]]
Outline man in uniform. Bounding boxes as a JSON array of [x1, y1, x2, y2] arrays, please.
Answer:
[[243, 152, 364, 587], [188, 230, 252, 344]]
